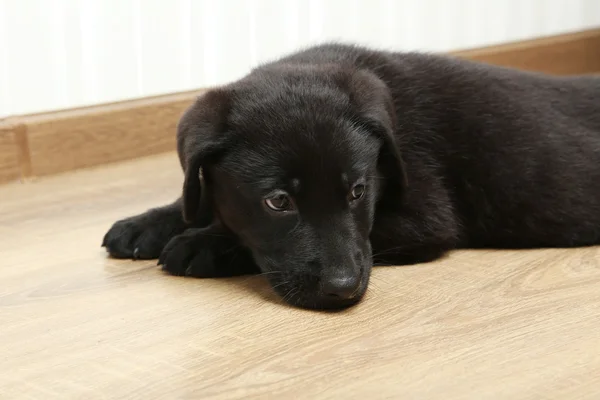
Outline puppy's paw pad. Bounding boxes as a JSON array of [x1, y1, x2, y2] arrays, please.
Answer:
[[159, 234, 218, 278]]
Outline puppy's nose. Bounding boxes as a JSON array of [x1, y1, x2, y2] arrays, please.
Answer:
[[321, 273, 361, 300]]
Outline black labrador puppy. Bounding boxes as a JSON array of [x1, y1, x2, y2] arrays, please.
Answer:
[[103, 43, 600, 310]]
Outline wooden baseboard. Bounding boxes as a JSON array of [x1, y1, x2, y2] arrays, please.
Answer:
[[0, 90, 205, 183], [0, 123, 22, 183], [1, 28, 599, 184], [454, 28, 600, 75]]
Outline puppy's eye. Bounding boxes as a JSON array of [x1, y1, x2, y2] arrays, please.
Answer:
[[349, 184, 365, 201], [265, 192, 294, 212]]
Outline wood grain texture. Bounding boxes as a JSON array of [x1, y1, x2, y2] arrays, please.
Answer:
[[1, 153, 599, 399], [0, 123, 22, 183], [455, 28, 600, 75]]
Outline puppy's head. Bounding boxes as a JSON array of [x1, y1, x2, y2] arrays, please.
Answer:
[[177, 65, 406, 309]]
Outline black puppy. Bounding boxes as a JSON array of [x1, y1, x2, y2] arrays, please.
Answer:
[[103, 43, 600, 310]]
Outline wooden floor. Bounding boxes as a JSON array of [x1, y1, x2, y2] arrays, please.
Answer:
[[1, 153, 600, 399]]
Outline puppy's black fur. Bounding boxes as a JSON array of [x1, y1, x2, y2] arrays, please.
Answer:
[[103, 43, 600, 310]]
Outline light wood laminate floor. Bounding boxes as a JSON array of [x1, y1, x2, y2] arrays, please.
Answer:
[[1, 153, 599, 399]]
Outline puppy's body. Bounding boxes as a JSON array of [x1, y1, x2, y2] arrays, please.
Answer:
[[283, 45, 600, 250], [103, 44, 600, 309]]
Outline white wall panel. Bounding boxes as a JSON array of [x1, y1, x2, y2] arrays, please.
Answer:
[[0, 0, 10, 117], [79, 0, 139, 105], [0, 0, 598, 117], [137, 0, 192, 96], [2, 0, 72, 116]]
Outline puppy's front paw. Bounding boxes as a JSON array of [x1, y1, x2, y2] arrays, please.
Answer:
[[103, 217, 162, 260], [158, 230, 220, 278], [103, 203, 186, 260]]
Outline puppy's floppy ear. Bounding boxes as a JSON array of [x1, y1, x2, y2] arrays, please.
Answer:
[[344, 69, 408, 196], [177, 89, 232, 224]]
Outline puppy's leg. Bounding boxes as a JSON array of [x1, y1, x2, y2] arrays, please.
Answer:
[[370, 211, 460, 267], [372, 242, 451, 266], [103, 198, 187, 260], [159, 224, 259, 278]]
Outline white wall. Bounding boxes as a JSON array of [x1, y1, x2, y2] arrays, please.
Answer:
[[0, 0, 599, 118]]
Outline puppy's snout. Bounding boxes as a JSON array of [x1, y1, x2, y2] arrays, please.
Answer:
[[321, 273, 361, 300], [317, 248, 366, 302]]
